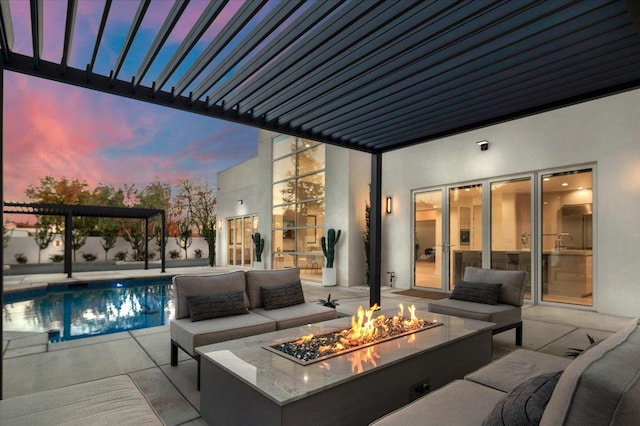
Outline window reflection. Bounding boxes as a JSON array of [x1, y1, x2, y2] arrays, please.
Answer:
[[272, 135, 325, 278]]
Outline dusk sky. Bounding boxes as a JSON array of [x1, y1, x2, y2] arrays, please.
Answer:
[[3, 0, 265, 212]]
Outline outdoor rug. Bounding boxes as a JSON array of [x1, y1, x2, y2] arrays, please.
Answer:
[[392, 289, 449, 300]]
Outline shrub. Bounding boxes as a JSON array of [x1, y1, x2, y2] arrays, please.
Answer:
[[82, 253, 97, 262], [50, 254, 64, 263], [169, 250, 181, 259], [148, 252, 156, 260], [15, 253, 27, 264], [194, 249, 203, 258], [114, 251, 128, 261]]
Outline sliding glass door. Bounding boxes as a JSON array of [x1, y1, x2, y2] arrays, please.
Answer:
[[413, 166, 593, 307]]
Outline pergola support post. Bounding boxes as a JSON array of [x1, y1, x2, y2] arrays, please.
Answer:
[[144, 217, 149, 270], [369, 152, 382, 308], [64, 211, 72, 278], [161, 210, 166, 273]]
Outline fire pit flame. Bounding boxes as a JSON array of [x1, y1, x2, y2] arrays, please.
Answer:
[[267, 304, 442, 365]]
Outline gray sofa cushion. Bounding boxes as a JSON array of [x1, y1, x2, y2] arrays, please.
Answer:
[[463, 267, 526, 307], [427, 299, 521, 330], [261, 280, 305, 310], [253, 303, 337, 330], [466, 349, 572, 393], [187, 291, 248, 321], [451, 281, 502, 305], [246, 268, 301, 309], [171, 311, 276, 355], [369, 380, 505, 426], [483, 371, 562, 426], [0, 375, 162, 425], [541, 318, 640, 426], [173, 271, 248, 319]]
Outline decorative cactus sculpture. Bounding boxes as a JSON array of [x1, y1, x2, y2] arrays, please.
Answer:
[[252, 233, 264, 262], [321, 228, 341, 268]]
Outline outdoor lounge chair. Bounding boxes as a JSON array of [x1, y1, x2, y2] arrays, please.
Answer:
[[428, 267, 527, 345]]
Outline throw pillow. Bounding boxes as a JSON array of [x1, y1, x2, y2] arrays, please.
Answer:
[[187, 291, 249, 322], [450, 281, 502, 305], [261, 280, 305, 310], [483, 371, 562, 426]]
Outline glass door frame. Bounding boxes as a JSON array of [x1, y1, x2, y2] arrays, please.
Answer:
[[412, 166, 595, 309]]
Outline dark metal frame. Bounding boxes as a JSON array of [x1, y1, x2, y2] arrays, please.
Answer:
[[2, 202, 166, 278]]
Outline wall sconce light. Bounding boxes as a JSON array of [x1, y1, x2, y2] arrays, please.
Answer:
[[238, 200, 243, 205], [386, 196, 392, 214], [476, 140, 489, 151]]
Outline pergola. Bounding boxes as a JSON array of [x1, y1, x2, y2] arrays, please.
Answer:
[[3, 202, 167, 277], [1, 0, 640, 399]]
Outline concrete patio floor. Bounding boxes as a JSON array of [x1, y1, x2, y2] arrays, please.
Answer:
[[2, 267, 634, 425]]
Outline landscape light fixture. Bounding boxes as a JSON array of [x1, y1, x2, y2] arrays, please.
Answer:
[[386, 197, 393, 214], [476, 140, 489, 151]]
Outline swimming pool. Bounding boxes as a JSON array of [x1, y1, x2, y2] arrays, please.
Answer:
[[2, 277, 174, 342]]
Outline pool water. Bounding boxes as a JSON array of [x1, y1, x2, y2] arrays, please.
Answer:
[[2, 277, 174, 342]]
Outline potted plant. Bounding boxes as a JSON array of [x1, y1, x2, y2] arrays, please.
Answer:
[[252, 232, 265, 269], [317, 293, 339, 308], [321, 228, 341, 287]]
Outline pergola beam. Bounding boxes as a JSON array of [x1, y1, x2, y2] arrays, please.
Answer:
[[60, 0, 77, 74], [112, 0, 150, 81], [189, 0, 303, 101], [172, 0, 266, 98], [135, 0, 189, 88], [153, 0, 227, 94], [88, 0, 111, 72], [29, 0, 43, 68], [0, 0, 14, 61]]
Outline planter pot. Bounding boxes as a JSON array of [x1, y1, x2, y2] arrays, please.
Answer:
[[322, 267, 337, 287], [254, 261, 264, 270]]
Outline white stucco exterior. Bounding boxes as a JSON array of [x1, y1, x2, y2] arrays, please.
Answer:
[[382, 88, 640, 317], [216, 88, 640, 317]]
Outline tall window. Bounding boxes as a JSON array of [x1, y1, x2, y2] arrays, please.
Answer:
[[272, 135, 325, 278]]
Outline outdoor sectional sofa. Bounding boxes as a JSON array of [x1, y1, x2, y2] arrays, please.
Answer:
[[371, 316, 640, 425], [170, 267, 337, 387]]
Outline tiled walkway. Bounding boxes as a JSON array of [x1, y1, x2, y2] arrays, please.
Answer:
[[2, 267, 633, 425]]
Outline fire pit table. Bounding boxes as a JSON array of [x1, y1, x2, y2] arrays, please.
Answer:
[[196, 309, 494, 426]]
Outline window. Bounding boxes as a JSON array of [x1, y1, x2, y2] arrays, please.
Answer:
[[227, 215, 258, 266], [272, 135, 325, 278]]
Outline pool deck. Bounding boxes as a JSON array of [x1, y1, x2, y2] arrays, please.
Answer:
[[2, 266, 634, 425]]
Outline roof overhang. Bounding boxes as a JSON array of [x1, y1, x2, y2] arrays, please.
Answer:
[[1, 0, 639, 153]]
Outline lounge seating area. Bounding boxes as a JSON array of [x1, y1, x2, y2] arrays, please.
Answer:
[[371, 317, 640, 425], [170, 268, 337, 387], [1, 266, 636, 425]]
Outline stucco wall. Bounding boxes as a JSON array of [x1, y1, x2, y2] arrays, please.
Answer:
[[382, 88, 640, 317]]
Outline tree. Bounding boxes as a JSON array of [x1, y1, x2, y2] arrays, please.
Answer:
[[121, 180, 172, 261], [3, 221, 13, 249], [97, 217, 119, 261], [26, 176, 93, 255], [175, 218, 193, 259], [92, 185, 125, 261], [34, 216, 57, 263], [173, 180, 217, 266]]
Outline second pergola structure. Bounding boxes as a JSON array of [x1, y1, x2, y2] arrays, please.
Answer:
[[3, 202, 166, 277]]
